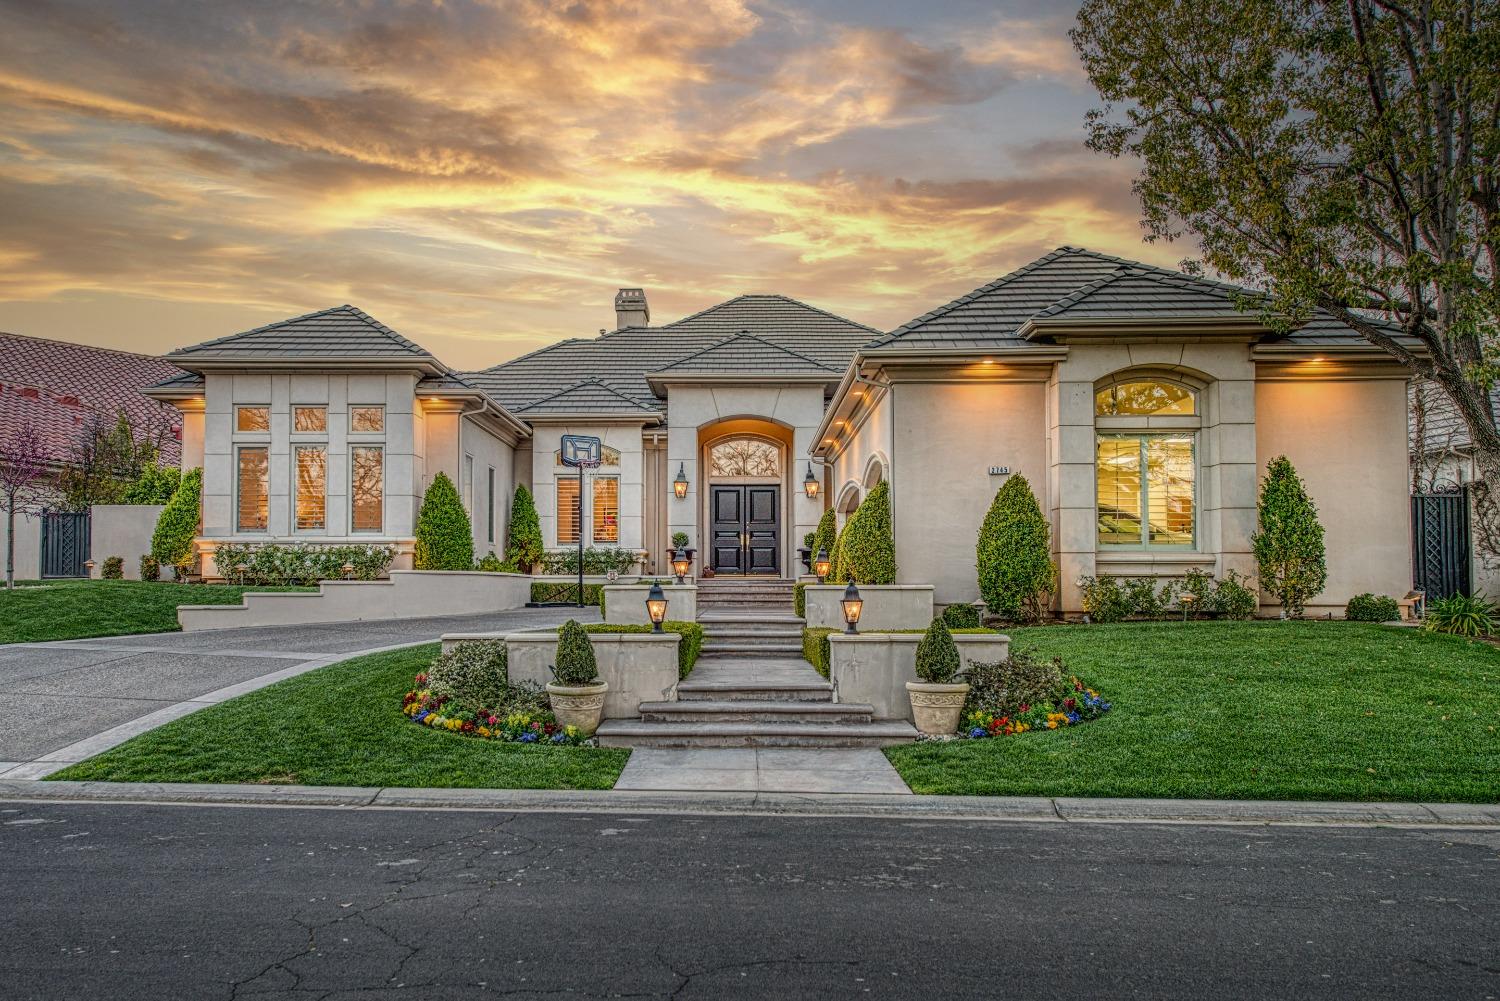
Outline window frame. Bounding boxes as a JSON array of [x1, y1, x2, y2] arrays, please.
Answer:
[[1094, 379, 1198, 418], [349, 445, 385, 534], [349, 405, 386, 434], [591, 474, 620, 545], [235, 406, 271, 433], [707, 435, 782, 479], [292, 445, 327, 533], [1095, 431, 1198, 551], [291, 406, 328, 433], [555, 473, 582, 546], [235, 445, 270, 533], [486, 467, 496, 545]]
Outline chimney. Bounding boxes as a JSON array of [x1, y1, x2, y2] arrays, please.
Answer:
[[614, 288, 650, 329]]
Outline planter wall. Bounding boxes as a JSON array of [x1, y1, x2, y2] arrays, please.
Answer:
[[803, 584, 935, 631], [177, 571, 532, 631], [601, 583, 698, 624], [827, 632, 1011, 721], [490, 631, 681, 719]]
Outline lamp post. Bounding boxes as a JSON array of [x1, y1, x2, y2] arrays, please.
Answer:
[[841, 581, 863, 634], [813, 547, 830, 583], [646, 581, 668, 633], [803, 463, 820, 499], [673, 463, 689, 499], [671, 547, 690, 585]]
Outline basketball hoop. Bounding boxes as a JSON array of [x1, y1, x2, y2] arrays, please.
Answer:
[[559, 435, 603, 606]]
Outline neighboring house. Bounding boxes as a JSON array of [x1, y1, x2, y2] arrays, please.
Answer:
[[1408, 379, 1500, 598], [0, 332, 185, 578], [147, 246, 1414, 616]]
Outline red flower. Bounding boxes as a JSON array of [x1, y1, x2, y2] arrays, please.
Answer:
[[1064, 698, 1076, 710], [1018, 703, 1030, 713]]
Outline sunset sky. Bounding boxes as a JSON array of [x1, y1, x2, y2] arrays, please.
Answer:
[[0, 0, 1182, 369]]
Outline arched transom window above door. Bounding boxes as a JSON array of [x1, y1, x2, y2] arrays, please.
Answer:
[[1095, 380, 1196, 416], [709, 437, 781, 477]]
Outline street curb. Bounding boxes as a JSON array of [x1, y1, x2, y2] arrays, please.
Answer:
[[2, 780, 1497, 828]]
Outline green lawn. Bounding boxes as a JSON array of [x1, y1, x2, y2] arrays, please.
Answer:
[[47, 644, 631, 789], [885, 621, 1500, 803], [0, 579, 315, 644]]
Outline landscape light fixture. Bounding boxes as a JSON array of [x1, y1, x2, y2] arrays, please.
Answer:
[[813, 547, 830, 583], [646, 581, 668, 633], [673, 463, 689, 499], [803, 463, 820, 498], [841, 581, 863, 634], [341, 562, 355, 580], [1180, 592, 1197, 623], [671, 547, 690, 585]]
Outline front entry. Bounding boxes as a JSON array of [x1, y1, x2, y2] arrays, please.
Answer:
[[709, 485, 779, 575]]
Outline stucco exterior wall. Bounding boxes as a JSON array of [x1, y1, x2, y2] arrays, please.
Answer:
[[89, 504, 164, 578], [1, 508, 42, 581], [458, 414, 515, 560], [889, 375, 1049, 605], [528, 423, 647, 553], [1256, 372, 1412, 614], [665, 383, 827, 576], [829, 386, 892, 521], [200, 371, 420, 549]]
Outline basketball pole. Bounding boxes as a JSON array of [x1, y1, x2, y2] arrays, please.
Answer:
[[576, 465, 584, 608]]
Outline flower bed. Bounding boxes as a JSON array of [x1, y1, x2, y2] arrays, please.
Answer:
[[402, 670, 591, 745], [963, 677, 1111, 739]]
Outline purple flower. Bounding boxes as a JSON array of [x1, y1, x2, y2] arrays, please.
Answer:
[[968, 727, 988, 739], [519, 732, 538, 743]]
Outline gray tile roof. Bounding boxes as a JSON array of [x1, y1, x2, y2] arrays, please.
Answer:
[[466, 294, 877, 415], [871, 246, 1404, 351], [513, 377, 662, 416], [652, 332, 840, 375], [167, 305, 436, 361], [147, 370, 206, 392]]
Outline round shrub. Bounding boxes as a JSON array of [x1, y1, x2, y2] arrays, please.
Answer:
[[414, 472, 474, 571], [100, 555, 124, 579], [1210, 570, 1260, 620], [476, 552, 506, 572], [1345, 593, 1400, 622], [138, 554, 161, 582], [552, 619, 599, 685], [838, 481, 897, 584], [941, 603, 982, 629], [914, 617, 961, 684], [426, 641, 510, 711], [1079, 575, 1131, 623], [977, 474, 1055, 621], [150, 467, 202, 578]]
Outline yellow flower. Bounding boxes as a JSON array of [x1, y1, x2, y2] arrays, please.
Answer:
[[1046, 720, 1058, 729]]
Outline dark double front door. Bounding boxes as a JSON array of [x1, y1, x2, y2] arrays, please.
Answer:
[[710, 485, 779, 575]]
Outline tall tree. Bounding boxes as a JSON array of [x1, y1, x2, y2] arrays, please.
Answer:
[[1073, 0, 1500, 541], [0, 423, 51, 590], [56, 410, 167, 511]]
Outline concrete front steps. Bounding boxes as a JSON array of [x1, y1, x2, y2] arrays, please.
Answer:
[[697, 610, 803, 659], [594, 719, 917, 748], [694, 577, 796, 612]]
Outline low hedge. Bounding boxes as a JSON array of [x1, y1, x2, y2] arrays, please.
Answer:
[[802, 627, 836, 678], [215, 542, 396, 586], [585, 621, 704, 679], [1346, 592, 1401, 622], [530, 582, 604, 607], [941, 603, 982, 629], [794, 581, 807, 618]]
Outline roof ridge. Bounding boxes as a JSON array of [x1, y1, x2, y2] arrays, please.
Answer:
[[514, 376, 657, 412], [872, 246, 1084, 346], [474, 337, 592, 373], [1030, 267, 1133, 318], [654, 330, 840, 373], [167, 304, 436, 360]]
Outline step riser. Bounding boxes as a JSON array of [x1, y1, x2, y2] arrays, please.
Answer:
[[597, 734, 912, 748], [702, 634, 803, 645], [642, 709, 872, 723], [700, 648, 804, 658], [677, 688, 833, 703]]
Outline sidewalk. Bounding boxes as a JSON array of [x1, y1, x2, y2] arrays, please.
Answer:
[[3, 779, 1497, 828]]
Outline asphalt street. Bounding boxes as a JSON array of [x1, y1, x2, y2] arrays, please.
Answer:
[[1, 801, 1496, 1000]]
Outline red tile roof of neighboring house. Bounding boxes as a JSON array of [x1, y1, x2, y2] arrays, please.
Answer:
[[0, 331, 186, 466]]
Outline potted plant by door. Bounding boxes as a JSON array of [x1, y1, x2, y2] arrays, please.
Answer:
[[665, 531, 697, 568], [906, 617, 970, 736], [546, 619, 608, 736]]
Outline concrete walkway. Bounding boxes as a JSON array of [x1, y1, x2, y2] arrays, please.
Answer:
[[613, 748, 913, 793], [0, 606, 598, 780]]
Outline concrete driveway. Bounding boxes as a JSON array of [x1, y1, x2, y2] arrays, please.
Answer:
[[0, 606, 598, 779]]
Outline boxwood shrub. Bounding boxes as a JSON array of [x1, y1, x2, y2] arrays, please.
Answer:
[[101, 556, 124, 579], [794, 580, 807, 618], [940, 603, 981, 629], [802, 626, 836, 678], [530, 582, 604, 606], [1346, 592, 1401, 622]]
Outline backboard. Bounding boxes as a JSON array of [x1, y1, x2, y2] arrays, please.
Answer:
[[560, 434, 603, 469]]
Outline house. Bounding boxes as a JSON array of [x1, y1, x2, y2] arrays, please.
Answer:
[[1408, 379, 1499, 599], [146, 247, 1414, 616], [0, 331, 184, 579]]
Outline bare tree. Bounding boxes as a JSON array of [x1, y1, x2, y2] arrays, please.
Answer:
[[0, 423, 52, 590]]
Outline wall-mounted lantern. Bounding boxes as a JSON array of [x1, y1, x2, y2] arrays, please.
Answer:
[[646, 581, 668, 633], [813, 547, 830, 583], [841, 581, 863, 634], [803, 463, 820, 499], [673, 463, 689, 499]]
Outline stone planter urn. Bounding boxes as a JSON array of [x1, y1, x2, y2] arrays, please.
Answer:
[[905, 681, 970, 736], [546, 681, 609, 736]]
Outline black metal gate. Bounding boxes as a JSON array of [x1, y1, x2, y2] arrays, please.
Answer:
[[41, 511, 91, 578], [1411, 492, 1470, 600]]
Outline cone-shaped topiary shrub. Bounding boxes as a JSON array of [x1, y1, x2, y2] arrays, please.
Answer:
[[551, 619, 599, 686], [839, 480, 897, 584], [504, 484, 543, 572], [977, 473, 1055, 621], [914, 616, 961, 684], [830, 517, 851, 583], [1251, 456, 1327, 618], [812, 508, 837, 565], [414, 472, 474, 570], [150, 467, 202, 578]]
